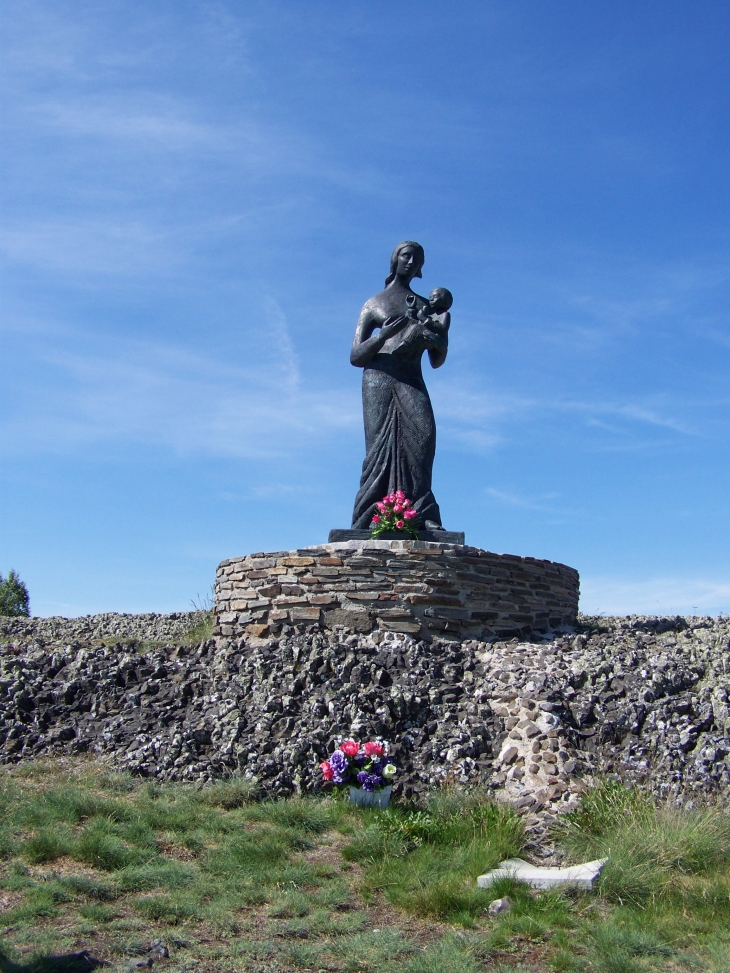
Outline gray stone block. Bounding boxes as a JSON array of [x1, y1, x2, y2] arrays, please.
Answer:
[[323, 608, 373, 632], [328, 528, 465, 544]]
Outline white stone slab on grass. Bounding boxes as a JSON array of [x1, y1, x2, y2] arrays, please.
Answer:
[[477, 857, 608, 891]]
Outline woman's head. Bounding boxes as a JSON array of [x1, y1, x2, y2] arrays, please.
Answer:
[[385, 241, 424, 286]]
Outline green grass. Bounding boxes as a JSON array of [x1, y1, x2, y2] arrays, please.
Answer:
[[181, 608, 216, 645], [1, 761, 730, 972], [343, 791, 524, 922], [555, 779, 730, 905], [551, 780, 730, 971]]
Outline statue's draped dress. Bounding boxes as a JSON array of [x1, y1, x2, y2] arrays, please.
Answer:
[[351, 322, 443, 529]]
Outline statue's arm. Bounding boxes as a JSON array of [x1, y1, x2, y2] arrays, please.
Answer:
[[426, 332, 448, 369], [350, 305, 407, 367]]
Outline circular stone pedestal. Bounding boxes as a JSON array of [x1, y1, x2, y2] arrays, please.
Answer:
[[214, 541, 579, 642]]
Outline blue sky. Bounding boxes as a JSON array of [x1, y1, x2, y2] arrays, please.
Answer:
[[2, 1, 730, 617]]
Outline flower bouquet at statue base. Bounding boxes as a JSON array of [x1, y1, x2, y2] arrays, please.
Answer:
[[320, 739, 396, 808], [370, 491, 419, 540]]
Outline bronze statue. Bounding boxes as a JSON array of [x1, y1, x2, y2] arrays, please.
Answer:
[[349, 241, 451, 531]]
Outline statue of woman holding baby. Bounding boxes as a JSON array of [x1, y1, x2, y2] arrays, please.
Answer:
[[350, 241, 453, 531]]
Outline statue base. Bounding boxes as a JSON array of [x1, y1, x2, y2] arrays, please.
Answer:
[[328, 528, 465, 544], [214, 540, 579, 642]]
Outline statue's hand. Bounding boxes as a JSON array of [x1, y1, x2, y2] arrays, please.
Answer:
[[422, 327, 445, 350], [379, 315, 408, 341], [392, 322, 420, 354]]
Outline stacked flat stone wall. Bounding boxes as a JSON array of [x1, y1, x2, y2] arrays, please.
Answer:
[[214, 541, 579, 642]]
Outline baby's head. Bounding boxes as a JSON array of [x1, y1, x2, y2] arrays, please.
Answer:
[[428, 287, 453, 313]]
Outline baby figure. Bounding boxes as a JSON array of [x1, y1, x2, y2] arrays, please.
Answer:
[[415, 287, 452, 336], [396, 287, 452, 355]]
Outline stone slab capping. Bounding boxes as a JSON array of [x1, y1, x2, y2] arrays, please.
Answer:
[[214, 540, 579, 642]]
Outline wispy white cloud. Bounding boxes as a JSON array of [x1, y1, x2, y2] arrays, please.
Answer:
[[0, 220, 179, 276], [485, 487, 565, 513], [575, 400, 697, 438], [430, 374, 698, 454], [580, 576, 730, 617], [16, 92, 323, 181], [0, 307, 357, 459], [529, 250, 730, 359], [565, 292, 677, 336], [0, 6, 405, 307], [30, 98, 231, 147], [606, 404, 692, 434], [430, 380, 528, 450], [262, 296, 299, 394], [4, 305, 695, 464]]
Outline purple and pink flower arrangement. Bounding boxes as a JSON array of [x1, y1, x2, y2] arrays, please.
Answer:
[[370, 490, 420, 539], [320, 739, 396, 792]]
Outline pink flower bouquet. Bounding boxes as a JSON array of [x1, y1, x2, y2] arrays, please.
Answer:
[[370, 491, 420, 539], [319, 738, 396, 792]]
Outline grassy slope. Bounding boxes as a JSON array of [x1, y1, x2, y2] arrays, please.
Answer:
[[1, 760, 729, 973]]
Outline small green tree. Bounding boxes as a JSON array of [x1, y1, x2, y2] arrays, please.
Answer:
[[0, 569, 30, 617]]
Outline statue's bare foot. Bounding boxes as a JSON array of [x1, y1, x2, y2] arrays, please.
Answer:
[[424, 520, 446, 531]]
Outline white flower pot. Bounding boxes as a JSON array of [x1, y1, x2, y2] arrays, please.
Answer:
[[348, 785, 392, 808]]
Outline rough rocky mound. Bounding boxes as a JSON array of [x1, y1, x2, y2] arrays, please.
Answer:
[[0, 612, 206, 646], [2, 613, 730, 823]]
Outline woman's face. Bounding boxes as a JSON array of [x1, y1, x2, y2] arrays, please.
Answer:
[[395, 246, 422, 280]]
